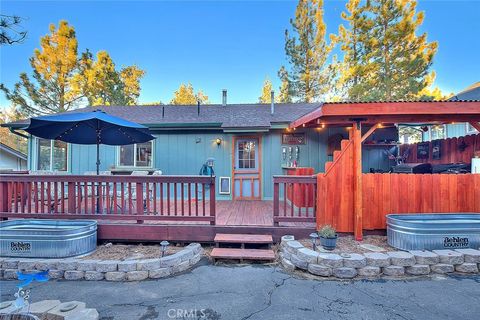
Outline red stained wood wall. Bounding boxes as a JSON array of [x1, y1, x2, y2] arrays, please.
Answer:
[[400, 134, 480, 164]]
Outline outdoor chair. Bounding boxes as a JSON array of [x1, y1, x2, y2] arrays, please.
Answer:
[[27, 170, 69, 213]]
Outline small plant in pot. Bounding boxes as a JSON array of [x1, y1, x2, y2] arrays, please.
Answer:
[[318, 225, 338, 251]]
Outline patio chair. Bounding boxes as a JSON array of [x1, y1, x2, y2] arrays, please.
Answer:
[[27, 170, 69, 213], [80, 171, 112, 213]]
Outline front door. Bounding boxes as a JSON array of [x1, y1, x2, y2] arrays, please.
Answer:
[[233, 136, 261, 200]]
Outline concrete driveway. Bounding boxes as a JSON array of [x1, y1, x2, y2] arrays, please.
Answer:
[[1, 262, 479, 320]]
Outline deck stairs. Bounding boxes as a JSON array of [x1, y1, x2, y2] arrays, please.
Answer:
[[324, 139, 352, 174], [210, 233, 275, 263]]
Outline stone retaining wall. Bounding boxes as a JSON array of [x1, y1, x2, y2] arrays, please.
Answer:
[[0, 243, 203, 282], [279, 238, 480, 279]]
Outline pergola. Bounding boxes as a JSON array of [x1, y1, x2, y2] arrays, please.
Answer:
[[289, 100, 480, 240]]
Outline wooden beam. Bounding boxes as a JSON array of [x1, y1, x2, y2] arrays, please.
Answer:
[[352, 122, 363, 241], [361, 123, 381, 143], [469, 121, 480, 133]]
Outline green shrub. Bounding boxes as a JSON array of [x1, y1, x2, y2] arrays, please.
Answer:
[[318, 225, 336, 238]]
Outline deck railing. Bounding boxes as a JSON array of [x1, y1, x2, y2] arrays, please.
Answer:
[[0, 174, 216, 225], [273, 175, 317, 226]]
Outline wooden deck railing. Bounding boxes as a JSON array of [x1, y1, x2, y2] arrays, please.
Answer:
[[273, 175, 317, 226], [0, 174, 216, 225]]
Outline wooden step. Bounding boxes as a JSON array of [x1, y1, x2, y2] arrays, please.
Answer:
[[210, 248, 275, 261], [214, 233, 273, 244]]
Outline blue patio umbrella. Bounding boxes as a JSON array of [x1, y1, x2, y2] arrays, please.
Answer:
[[24, 109, 155, 174]]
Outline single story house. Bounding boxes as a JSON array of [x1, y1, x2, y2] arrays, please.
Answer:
[[445, 82, 480, 138], [0, 142, 27, 171], [3, 100, 397, 201]]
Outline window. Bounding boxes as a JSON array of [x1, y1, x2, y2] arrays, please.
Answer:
[[430, 125, 446, 141], [36, 139, 68, 171], [238, 140, 256, 169], [466, 123, 478, 134], [118, 142, 153, 167]]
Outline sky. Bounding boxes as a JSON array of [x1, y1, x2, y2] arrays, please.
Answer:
[[1, 0, 479, 110]]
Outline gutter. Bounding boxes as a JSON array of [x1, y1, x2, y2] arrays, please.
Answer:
[[8, 127, 29, 139]]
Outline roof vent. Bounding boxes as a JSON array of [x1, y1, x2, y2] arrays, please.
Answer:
[[271, 90, 275, 115], [222, 89, 227, 107], [197, 100, 200, 116]]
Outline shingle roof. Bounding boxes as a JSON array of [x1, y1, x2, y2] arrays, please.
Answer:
[[449, 82, 480, 101], [0, 142, 27, 160], [2, 103, 321, 130]]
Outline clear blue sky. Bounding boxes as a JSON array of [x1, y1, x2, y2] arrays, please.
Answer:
[[1, 0, 479, 109]]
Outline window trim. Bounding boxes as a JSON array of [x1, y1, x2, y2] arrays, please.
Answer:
[[34, 138, 69, 172], [466, 123, 478, 135], [116, 141, 155, 169]]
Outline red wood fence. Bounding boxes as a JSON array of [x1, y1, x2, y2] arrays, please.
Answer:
[[400, 133, 480, 164], [362, 173, 480, 230], [0, 175, 216, 224], [273, 175, 317, 226]]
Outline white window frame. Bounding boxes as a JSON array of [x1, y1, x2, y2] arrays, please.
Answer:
[[34, 138, 69, 172], [466, 123, 478, 135], [116, 141, 155, 168]]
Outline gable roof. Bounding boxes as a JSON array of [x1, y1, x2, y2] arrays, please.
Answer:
[[449, 82, 480, 101], [3, 103, 321, 131], [0, 142, 27, 161]]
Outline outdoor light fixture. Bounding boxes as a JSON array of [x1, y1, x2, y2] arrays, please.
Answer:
[[215, 138, 222, 146], [309, 232, 319, 251], [160, 240, 169, 257]]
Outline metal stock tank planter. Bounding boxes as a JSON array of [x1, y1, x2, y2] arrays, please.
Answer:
[[387, 214, 480, 250], [0, 219, 97, 258]]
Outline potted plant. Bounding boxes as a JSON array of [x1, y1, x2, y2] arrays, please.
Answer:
[[318, 225, 338, 251]]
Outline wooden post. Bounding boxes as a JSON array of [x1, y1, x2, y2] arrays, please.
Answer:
[[273, 180, 279, 226], [353, 121, 363, 241], [209, 177, 216, 225], [136, 182, 144, 224], [0, 181, 8, 216]]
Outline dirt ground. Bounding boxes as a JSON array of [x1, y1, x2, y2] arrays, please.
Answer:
[[82, 243, 186, 261], [298, 235, 396, 254]]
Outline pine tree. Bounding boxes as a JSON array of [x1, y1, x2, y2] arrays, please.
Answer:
[[170, 83, 209, 105], [0, 21, 83, 116], [258, 78, 274, 103], [277, 66, 292, 103], [280, 0, 333, 102], [364, 0, 437, 100]]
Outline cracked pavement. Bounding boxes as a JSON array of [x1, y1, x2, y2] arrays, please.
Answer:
[[1, 263, 479, 320]]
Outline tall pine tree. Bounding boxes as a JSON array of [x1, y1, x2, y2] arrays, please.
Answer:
[[338, 0, 437, 101], [280, 0, 333, 103]]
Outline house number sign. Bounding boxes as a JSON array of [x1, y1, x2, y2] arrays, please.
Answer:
[[282, 133, 306, 145]]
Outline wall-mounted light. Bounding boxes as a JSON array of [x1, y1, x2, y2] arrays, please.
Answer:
[[215, 138, 222, 146]]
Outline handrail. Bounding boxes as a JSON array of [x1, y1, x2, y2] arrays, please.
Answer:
[[323, 139, 353, 177]]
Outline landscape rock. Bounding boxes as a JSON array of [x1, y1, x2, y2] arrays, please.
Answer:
[[409, 250, 439, 265], [176, 249, 195, 262], [405, 265, 430, 276], [96, 260, 118, 272], [333, 267, 357, 279], [364, 252, 390, 267], [290, 254, 308, 270], [454, 249, 480, 263], [3, 269, 18, 279], [159, 255, 181, 268], [29, 299, 61, 316], [66, 308, 100, 320], [149, 268, 171, 279], [2, 259, 19, 269], [455, 263, 479, 273], [64, 270, 85, 280], [296, 248, 320, 264], [308, 264, 332, 277], [77, 260, 99, 271], [171, 260, 191, 273], [126, 271, 149, 281], [137, 258, 161, 271], [342, 253, 367, 268], [382, 265, 405, 277], [280, 257, 296, 272], [105, 271, 126, 281], [317, 253, 343, 268], [186, 243, 203, 255], [387, 251, 416, 266], [47, 301, 87, 319], [358, 266, 381, 277], [84, 271, 104, 281], [190, 254, 201, 265], [431, 264, 454, 274], [284, 240, 304, 255], [56, 260, 78, 271], [17, 259, 37, 270], [118, 260, 137, 272], [432, 250, 464, 265], [48, 270, 64, 279], [35, 260, 59, 271]]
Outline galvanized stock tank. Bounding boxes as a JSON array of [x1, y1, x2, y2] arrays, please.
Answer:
[[387, 214, 480, 250], [0, 219, 97, 258]]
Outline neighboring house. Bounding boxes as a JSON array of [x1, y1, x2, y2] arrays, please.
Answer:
[[2, 100, 396, 200], [446, 81, 480, 138], [0, 142, 27, 171]]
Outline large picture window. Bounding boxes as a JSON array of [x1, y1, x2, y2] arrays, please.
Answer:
[[37, 139, 68, 171], [118, 142, 153, 167]]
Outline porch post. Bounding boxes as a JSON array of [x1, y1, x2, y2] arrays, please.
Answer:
[[353, 121, 363, 241]]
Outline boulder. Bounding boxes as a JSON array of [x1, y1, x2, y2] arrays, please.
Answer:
[[342, 253, 367, 268], [308, 264, 332, 277], [409, 250, 439, 265], [364, 252, 390, 267]]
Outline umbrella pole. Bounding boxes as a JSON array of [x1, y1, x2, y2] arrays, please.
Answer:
[[96, 134, 100, 213]]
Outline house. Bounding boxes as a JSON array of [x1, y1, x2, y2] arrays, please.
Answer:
[[445, 81, 480, 138], [0, 142, 27, 171], [3, 99, 397, 200], [1, 99, 479, 243]]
